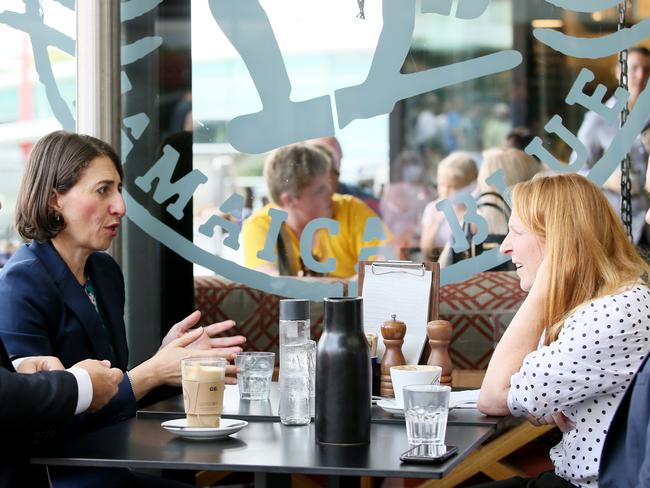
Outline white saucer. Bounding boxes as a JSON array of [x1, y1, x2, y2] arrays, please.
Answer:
[[161, 418, 248, 440], [376, 398, 404, 415]]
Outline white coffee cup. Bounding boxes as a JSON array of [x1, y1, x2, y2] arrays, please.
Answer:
[[390, 365, 442, 408]]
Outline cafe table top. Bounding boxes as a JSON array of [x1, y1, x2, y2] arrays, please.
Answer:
[[137, 383, 504, 429], [31, 416, 494, 479]]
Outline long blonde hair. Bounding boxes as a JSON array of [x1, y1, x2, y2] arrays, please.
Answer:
[[512, 173, 650, 344]]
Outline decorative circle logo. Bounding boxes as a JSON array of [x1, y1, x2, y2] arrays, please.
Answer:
[[5, 0, 645, 299]]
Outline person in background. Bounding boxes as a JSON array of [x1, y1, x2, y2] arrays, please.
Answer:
[[0, 131, 246, 487], [242, 143, 388, 278], [505, 127, 535, 152], [379, 150, 435, 253], [309, 136, 381, 214], [471, 147, 540, 238], [414, 92, 448, 158], [575, 46, 650, 244], [419, 151, 478, 259], [477, 173, 650, 488], [442, 147, 540, 269], [482, 103, 511, 149]]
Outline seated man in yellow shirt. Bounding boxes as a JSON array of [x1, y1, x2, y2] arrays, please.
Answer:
[[242, 143, 388, 278]]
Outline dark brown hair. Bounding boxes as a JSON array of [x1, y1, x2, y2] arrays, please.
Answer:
[[15, 130, 123, 242], [630, 46, 650, 57]]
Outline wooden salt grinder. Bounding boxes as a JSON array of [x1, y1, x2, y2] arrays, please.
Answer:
[[379, 314, 407, 397], [426, 319, 453, 387]]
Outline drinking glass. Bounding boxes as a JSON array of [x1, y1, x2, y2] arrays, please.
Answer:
[[403, 384, 451, 446], [235, 352, 275, 400], [182, 357, 229, 427]]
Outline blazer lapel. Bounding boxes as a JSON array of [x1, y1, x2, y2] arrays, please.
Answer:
[[87, 255, 129, 370], [29, 241, 117, 364]]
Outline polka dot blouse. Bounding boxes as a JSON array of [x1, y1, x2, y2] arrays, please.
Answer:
[[507, 283, 650, 488]]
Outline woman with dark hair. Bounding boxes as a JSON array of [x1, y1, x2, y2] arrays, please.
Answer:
[[0, 131, 246, 487], [477, 174, 650, 488]]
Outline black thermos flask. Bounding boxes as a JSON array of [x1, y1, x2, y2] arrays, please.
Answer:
[[315, 297, 371, 445]]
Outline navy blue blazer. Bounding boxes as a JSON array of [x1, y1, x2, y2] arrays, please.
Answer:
[[599, 353, 650, 487], [0, 338, 77, 488], [0, 240, 137, 434]]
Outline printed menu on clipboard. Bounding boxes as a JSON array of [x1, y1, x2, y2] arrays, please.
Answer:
[[358, 261, 439, 365]]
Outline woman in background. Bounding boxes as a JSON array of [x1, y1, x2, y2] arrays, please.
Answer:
[[380, 150, 434, 251], [472, 147, 540, 237], [419, 151, 478, 259]]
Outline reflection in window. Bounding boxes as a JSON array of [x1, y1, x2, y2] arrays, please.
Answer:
[[0, 0, 75, 266]]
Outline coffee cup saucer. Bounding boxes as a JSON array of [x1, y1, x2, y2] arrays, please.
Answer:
[[376, 398, 404, 415], [161, 418, 248, 440]]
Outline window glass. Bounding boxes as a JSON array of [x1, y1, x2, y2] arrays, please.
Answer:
[[0, 0, 75, 266], [2, 1, 648, 298]]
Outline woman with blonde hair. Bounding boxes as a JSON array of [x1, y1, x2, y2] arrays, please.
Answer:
[[419, 151, 478, 258], [474, 147, 540, 236], [477, 173, 650, 488], [442, 147, 539, 268]]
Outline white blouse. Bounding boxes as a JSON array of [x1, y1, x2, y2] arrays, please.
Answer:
[[507, 283, 650, 488]]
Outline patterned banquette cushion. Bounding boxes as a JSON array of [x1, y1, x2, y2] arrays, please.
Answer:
[[439, 271, 526, 369], [194, 272, 526, 369]]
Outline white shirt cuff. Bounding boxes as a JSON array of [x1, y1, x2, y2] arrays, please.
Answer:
[[11, 356, 30, 370], [67, 367, 93, 414]]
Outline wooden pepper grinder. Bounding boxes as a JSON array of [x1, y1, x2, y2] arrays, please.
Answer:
[[379, 314, 407, 397], [426, 319, 453, 387]]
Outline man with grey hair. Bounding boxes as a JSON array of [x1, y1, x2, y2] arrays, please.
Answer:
[[242, 143, 386, 278]]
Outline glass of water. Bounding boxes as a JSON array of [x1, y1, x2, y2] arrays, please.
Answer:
[[235, 352, 275, 400], [403, 384, 451, 446]]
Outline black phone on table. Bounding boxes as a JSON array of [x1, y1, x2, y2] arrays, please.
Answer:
[[399, 444, 458, 464]]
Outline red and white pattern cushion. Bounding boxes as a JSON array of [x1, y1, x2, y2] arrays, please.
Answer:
[[440, 272, 526, 369]]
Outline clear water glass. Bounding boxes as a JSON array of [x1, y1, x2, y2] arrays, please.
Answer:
[[403, 384, 451, 446], [235, 352, 275, 400]]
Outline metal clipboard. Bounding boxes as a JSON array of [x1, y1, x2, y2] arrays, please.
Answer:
[[358, 260, 440, 364]]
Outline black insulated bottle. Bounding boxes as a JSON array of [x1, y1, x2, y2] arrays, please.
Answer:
[[315, 296, 371, 445]]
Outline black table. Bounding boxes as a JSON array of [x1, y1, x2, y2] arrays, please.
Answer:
[[32, 416, 493, 481], [33, 384, 511, 486]]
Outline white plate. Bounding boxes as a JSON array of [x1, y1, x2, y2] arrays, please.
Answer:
[[377, 398, 404, 415], [377, 391, 480, 415], [161, 418, 248, 440]]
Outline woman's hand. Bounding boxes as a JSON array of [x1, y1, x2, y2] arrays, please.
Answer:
[[160, 310, 203, 348], [129, 328, 239, 399], [160, 311, 246, 358], [152, 328, 241, 388], [528, 256, 551, 304], [526, 412, 575, 432], [151, 328, 220, 387], [187, 321, 246, 357], [17, 356, 65, 373]]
